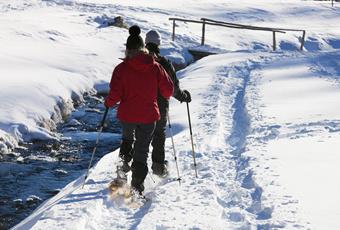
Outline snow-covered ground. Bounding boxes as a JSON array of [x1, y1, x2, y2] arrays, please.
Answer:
[[1, 0, 340, 229]]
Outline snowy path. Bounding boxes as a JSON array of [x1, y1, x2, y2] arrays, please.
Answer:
[[13, 52, 274, 229], [184, 53, 286, 227], [13, 50, 340, 230]]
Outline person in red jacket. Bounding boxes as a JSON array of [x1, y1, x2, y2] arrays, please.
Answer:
[[105, 25, 174, 195]]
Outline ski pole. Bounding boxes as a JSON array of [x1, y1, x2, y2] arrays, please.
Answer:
[[82, 107, 109, 188], [167, 113, 181, 185], [148, 171, 156, 184], [186, 102, 198, 178]]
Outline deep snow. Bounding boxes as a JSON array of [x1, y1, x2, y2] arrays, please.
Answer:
[[1, 0, 340, 229]]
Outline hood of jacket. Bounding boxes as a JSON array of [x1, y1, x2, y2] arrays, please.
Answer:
[[124, 52, 155, 72]]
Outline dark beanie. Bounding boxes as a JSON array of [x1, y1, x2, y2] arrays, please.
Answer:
[[126, 25, 144, 50]]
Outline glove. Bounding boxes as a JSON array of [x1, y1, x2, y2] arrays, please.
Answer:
[[179, 90, 191, 103]]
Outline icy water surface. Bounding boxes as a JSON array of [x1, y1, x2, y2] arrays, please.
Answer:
[[0, 93, 121, 230]]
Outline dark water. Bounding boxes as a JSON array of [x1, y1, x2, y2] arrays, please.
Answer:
[[0, 92, 121, 230]]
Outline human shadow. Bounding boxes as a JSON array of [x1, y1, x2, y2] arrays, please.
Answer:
[[58, 188, 108, 205], [127, 192, 153, 230]]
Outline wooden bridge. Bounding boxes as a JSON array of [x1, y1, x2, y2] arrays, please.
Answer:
[[169, 17, 306, 51]]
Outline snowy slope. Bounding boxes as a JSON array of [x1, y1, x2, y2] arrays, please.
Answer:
[[1, 0, 340, 229], [245, 51, 340, 229]]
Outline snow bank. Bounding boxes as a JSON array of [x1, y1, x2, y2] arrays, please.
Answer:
[[0, 3, 124, 152]]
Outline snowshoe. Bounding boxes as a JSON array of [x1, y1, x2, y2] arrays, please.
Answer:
[[123, 187, 150, 208], [108, 177, 127, 193]]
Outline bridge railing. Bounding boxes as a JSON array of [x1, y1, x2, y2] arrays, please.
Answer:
[[169, 17, 306, 51]]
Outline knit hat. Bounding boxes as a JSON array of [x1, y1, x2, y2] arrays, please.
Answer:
[[126, 25, 144, 50], [145, 30, 162, 46]]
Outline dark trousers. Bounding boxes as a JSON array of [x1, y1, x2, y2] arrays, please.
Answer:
[[121, 122, 156, 186], [151, 98, 168, 164]]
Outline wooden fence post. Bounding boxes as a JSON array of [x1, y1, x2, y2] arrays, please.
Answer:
[[172, 19, 176, 41], [201, 19, 206, 45], [300, 30, 306, 51], [272, 31, 276, 51]]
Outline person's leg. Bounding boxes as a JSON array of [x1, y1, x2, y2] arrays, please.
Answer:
[[131, 122, 156, 193], [120, 122, 135, 163], [151, 106, 168, 175], [151, 97, 168, 164], [151, 112, 167, 164], [118, 122, 136, 173]]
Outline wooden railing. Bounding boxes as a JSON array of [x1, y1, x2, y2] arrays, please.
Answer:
[[169, 17, 306, 51]]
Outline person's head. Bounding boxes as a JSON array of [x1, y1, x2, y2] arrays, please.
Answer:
[[145, 30, 162, 55], [125, 25, 145, 58]]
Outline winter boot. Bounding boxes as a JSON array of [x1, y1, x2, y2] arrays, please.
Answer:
[[131, 181, 145, 196], [151, 161, 168, 177]]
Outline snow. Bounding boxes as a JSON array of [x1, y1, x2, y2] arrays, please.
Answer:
[[243, 50, 340, 229], [0, 2, 126, 152], [265, 135, 340, 229], [1, 0, 340, 229]]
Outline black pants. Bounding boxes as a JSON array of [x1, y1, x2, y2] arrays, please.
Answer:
[[121, 122, 156, 186], [151, 97, 169, 165]]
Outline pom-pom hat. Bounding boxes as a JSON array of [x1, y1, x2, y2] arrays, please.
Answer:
[[126, 25, 144, 50]]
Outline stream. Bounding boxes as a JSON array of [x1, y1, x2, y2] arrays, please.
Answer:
[[0, 92, 121, 230]]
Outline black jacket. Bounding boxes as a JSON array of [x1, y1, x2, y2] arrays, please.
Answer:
[[156, 56, 186, 112]]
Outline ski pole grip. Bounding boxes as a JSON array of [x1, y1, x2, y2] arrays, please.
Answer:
[[101, 107, 109, 127]]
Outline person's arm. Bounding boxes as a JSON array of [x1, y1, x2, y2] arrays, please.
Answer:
[[157, 63, 174, 99], [159, 57, 191, 103], [105, 65, 123, 107]]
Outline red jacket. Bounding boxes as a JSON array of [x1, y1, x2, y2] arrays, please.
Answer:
[[105, 52, 174, 124]]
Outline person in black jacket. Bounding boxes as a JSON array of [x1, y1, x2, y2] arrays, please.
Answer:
[[145, 30, 191, 176]]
